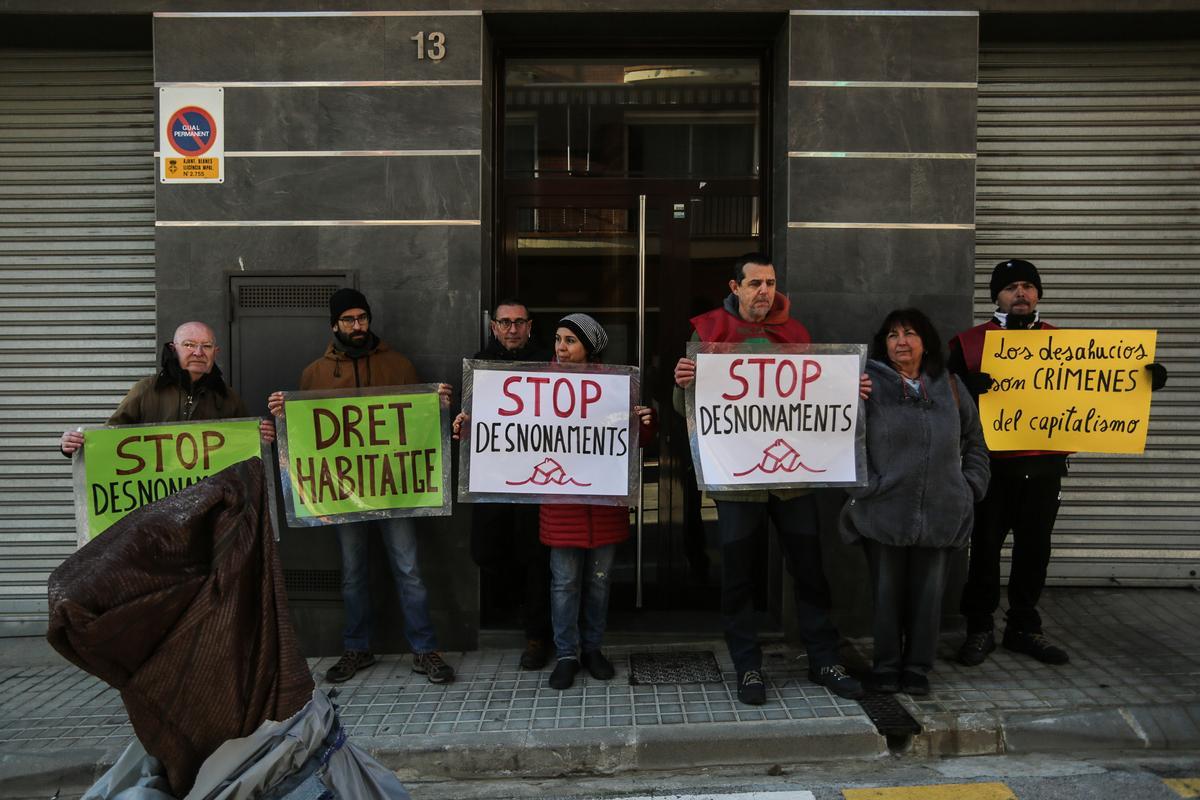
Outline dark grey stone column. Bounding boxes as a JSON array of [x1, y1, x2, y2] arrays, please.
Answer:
[[154, 10, 486, 653], [782, 10, 979, 639]]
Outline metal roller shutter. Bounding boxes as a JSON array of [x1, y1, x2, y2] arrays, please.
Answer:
[[976, 40, 1200, 586], [0, 49, 155, 633]]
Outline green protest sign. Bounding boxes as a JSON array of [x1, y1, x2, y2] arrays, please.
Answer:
[[278, 385, 449, 524], [74, 419, 261, 542]]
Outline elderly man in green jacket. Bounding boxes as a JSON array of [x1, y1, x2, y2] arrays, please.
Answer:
[[59, 321, 273, 455]]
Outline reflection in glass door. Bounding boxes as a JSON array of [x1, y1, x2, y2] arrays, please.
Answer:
[[493, 54, 771, 632], [504, 197, 662, 610]]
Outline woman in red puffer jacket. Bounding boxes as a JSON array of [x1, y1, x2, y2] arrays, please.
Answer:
[[541, 313, 656, 691]]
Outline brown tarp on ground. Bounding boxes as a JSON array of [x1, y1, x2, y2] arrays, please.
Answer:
[[47, 457, 315, 797]]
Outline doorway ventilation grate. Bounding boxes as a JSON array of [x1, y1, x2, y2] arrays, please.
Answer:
[[628, 650, 723, 685], [239, 284, 339, 309], [283, 568, 343, 596]]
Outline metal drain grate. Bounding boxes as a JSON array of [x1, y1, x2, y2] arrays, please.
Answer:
[[628, 651, 724, 685], [858, 691, 922, 736]]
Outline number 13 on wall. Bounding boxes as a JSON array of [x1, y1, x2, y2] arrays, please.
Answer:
[[411, 31, 446, 61]]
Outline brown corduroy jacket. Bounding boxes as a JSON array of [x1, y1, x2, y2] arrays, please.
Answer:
[[299, 338, 419, 390], [109, 372, 248, 425]]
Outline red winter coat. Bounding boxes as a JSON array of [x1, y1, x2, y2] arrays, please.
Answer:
[[690, 292, 811, 345], [539, 410, 657, 549]]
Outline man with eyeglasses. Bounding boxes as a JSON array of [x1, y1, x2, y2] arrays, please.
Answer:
[[59, 321, 273, 455], [468, 299, 554, 669], [267, 287, 456, 686]]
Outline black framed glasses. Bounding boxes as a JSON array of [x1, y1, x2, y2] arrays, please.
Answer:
[[493, 318, 531, 331], [337, 313, 370, 326]]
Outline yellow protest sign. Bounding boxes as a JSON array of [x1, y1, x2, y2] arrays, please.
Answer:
[[979, 329, 1156, 454]]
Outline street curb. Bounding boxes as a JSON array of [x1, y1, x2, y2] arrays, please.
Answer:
[[906, 702, 1200, 758], [1002, 702, 1200, 752], [364, 717, 888, 780], [0, 748, 110, 797], [3, 703, 1198, 794]]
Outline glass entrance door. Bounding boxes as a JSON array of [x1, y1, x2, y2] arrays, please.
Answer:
[[492, 55, 770, 632]]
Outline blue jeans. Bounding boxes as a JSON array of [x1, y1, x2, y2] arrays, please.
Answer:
[[336, 517, 437, 654], [549, 545, 616, 660]]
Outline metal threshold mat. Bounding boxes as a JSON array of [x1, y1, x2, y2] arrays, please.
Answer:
[[628, 650, 724, 685]]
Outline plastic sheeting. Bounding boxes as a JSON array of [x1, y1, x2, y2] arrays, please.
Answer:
[[82, 689, 411, 800]]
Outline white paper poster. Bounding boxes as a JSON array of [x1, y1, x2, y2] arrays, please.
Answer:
[[460, 361, 639, 505], [688, 344, 865, 490]]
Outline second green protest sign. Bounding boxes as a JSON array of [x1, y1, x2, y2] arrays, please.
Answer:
[[278, 385, 451, 525]]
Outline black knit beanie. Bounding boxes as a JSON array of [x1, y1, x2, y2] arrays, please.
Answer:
[[990, 259, 1043, 302], [329, 287, 371, 326]]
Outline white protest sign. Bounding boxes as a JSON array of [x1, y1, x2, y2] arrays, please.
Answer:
[[687, 343, 865, 490], [459, 361, 639, 505]]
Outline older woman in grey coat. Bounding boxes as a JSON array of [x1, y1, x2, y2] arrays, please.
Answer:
[[841, 308, 990, 696]]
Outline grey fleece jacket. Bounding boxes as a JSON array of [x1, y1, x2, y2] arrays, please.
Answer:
[[839, 359, 990, 549]]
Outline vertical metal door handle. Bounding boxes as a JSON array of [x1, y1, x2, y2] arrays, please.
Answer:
[[636, 194, 646, 609]]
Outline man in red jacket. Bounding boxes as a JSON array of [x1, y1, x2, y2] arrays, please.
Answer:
[[951, 259, 1166, 668], [673, 253, 865, 706]]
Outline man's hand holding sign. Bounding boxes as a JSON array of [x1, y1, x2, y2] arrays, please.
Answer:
[[685, 342, 866, 490], [273, 385, 451, 525], [75, 419, 262, 542], [979, 329, 1158, 454]]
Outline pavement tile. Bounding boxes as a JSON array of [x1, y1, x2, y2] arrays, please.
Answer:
[[2, 588, 1199, 785]]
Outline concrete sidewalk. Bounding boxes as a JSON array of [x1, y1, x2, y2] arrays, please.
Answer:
[[1, 587, 1198, 797]]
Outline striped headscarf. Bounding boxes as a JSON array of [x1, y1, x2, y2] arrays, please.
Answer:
[[557, 313, 609, 356]]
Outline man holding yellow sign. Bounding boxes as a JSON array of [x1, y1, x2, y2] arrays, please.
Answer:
[[949, 259, 1168, 669]]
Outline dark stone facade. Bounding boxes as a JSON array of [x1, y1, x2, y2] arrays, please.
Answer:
[[149, 8, 979, 653]]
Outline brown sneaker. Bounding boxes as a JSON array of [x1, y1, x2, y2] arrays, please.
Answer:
[[325, 650, 376, 683], [520, 639, 550, 670], [413, 651, 456, 683]]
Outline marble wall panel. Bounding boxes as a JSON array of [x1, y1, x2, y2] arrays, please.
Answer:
[[155, 14, 481, 83], [312, 224, 481, 379], [789, 13, 978, 83], [789, 157, 975, 225], [154, 222, 482, 651], [784, 11, 979, 634], [154, 224, 324, 351], [223, 86, 483, 152], [156, 155, 480, 221], [789, 86, 977, 153], [791, 290, 974, 352], [156, 224, 481, 379], [787, 226, 976, 296]]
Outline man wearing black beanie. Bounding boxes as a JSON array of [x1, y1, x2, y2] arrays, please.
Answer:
[[949, 259, 1167, 669], [267, 288, 456, 685]]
